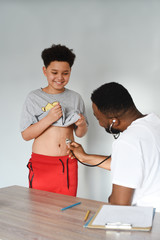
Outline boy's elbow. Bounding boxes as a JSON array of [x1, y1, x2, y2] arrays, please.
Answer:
[[21, 131, 30, 141], [75, 133, 84, 138], [75, 130, 87, 138], [75, 126, 88, 138]]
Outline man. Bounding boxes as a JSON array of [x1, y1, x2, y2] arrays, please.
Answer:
[[68, 82, 160, 211]]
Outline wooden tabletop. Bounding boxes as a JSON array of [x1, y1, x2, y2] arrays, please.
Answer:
[[0, 186, 160, 240]]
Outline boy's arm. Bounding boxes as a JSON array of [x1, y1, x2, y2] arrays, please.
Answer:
[[21, 104, 62, 141], [68, 142, 111, 170], [74, 114, 88, 137], [108, 184, 134, 205]]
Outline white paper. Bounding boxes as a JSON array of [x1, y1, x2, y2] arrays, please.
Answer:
[[92, 205, 154, 228]]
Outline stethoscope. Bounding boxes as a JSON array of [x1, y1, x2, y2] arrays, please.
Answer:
[[66, 139, 111, 167], [66, 119, 120, 167], [109, 119, 120, 139]]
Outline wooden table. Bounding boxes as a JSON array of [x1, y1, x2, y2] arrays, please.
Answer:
[[0, 186, 160, 240]]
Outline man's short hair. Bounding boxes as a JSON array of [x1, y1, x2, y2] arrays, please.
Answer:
[[91, 82, 135, 115], [41, 44, 76, 68]]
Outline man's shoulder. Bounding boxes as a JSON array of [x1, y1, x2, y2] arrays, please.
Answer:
[[118, 113, 160, 144]]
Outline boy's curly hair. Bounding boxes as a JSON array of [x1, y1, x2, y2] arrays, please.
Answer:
[[41, 44, 76, 68]]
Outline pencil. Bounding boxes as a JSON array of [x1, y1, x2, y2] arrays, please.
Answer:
[[84, 210, 90, 221], [61, 202, 81, 211]]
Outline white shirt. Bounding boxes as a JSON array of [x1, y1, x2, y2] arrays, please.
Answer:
[[111, 113, 160, 212]]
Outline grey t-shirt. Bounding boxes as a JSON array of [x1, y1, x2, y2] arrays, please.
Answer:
[[20, 88, 88, 132]]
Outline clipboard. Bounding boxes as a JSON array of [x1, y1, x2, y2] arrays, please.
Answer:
[[85, 205, 154, 231]]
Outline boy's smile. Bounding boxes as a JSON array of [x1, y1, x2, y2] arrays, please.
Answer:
[[43, 61, 71, 94]]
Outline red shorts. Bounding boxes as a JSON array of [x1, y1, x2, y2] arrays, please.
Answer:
[[27, 153, 78, 196]]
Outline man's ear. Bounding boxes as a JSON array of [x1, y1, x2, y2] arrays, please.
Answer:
[[43, 66, 47, 76], [111, 118, 120, 127]]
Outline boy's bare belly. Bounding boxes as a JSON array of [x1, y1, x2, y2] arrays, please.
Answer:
[[32, 125, 74, 156]]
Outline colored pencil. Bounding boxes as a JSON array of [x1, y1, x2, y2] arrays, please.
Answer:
[[61, 202, 81, 211], [84, 210, 90, 221]]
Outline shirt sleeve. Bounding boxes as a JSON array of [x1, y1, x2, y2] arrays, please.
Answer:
[[77, 94, 89, 126], [20, 94, 37, 132], [111, 139, 144, 188]]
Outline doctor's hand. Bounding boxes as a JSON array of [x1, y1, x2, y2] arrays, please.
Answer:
[[67, 141, 86, 161]]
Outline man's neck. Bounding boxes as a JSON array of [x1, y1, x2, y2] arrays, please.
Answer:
[[121, 109, 146, 131]]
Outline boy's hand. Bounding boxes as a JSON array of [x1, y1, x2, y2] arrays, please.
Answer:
[[75, 114, 86, 128], [47, 103, 63, 123]]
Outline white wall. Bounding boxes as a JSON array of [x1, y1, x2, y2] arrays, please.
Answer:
[[1, 0, 160, 202]]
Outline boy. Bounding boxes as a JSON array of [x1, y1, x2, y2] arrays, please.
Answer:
[[20, 44, 88, 196]]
